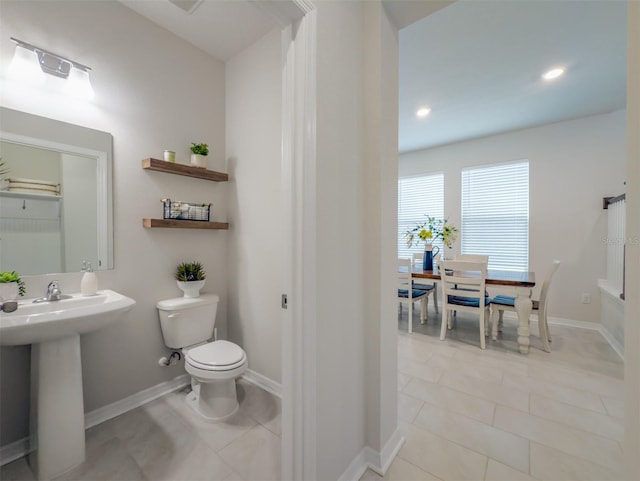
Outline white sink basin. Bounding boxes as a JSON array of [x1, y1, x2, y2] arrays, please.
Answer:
[[0, 289, 135, 346], [0, 289, 135, 480]]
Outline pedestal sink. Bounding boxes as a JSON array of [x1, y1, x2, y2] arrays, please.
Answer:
[[0, 289, 136, 480]]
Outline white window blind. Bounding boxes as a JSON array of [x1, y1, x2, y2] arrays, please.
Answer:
[[398, 173, 444, 259], [461, 161, 529, 271]]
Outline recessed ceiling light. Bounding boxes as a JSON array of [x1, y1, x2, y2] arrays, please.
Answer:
[[542, 67, 565, 81], [416, 106, 431, 118]]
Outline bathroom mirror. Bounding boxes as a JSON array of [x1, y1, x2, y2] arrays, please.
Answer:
[[0, 107, 113, 275]]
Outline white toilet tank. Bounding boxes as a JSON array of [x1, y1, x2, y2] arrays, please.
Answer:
[[157, 294, 219, 349]]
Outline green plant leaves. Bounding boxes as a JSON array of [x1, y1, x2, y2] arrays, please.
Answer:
[[174, 262, 206, 281]]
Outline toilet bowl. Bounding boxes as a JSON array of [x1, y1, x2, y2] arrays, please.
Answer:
[[183, 340, 247, 421], [156, 295, 248, 422]]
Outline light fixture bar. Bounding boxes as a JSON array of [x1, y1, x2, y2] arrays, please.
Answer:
[[10, 37, 91, 78]]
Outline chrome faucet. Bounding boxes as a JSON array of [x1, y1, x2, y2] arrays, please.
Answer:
[[32, 280, 71, 303], [33, 281, 71, 303], [45, 280, 63, 301]]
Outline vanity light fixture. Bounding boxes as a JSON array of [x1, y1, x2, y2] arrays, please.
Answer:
[[542, 67, 565, 81], [9, 37, 94, 98], [10, 37, 91, 79], [416, 106, 431, 118]]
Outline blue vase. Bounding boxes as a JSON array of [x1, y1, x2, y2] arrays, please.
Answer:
[[422, 245, 440, 271]]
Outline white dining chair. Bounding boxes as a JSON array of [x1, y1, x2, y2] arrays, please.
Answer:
[[490, 260, 561, 353], [398, 258, 434, 333], [411, 253, 438, 314], [439, 259, 491, 349], [454, 254, 489, 263], [451, 254, 489, 317]]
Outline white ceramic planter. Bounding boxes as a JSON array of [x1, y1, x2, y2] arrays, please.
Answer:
[[0, 281, 19, 301], [190, 154, 208, 168], [177, 280, 206, 298]]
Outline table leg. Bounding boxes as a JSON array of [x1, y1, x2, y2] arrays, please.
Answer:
[[514, 289, 533, 354]]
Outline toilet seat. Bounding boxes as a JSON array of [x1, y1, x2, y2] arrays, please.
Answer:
[[186, 340, 247, 372]]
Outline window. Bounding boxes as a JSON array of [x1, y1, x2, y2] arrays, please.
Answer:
[[398, 173, 444, 259], [461, 161, 529, 271]]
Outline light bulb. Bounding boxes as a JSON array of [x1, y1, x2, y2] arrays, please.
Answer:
[[66, 67, 95, 99], [8, 45, 45, 85], [416, 106, 431, 118]]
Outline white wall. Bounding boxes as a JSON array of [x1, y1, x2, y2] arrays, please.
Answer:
[[0, 0, 227, 447], [225, 28, 283, 384], [363, 0, 399, 456], [400, 110, 627, 324], [314, 1, 366, 478]]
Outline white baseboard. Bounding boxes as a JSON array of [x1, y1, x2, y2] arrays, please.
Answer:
[[598, 326, 624, 360], [0, 374, 190, 467], [502, 312, 624, 361], [338, 428, 405, 481], [338, 449, 368, 481], [84, 373, 189, 429], [0, 438, 31, 467], [364, 427, 405, 475], [241, 368, 282, 398]]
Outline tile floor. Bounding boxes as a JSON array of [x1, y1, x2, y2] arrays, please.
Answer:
[[1, 309, 625, 481], [0, 380, 281, 481], [361, 308, 625, 481]]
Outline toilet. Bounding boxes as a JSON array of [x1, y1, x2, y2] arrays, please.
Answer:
[[156, 294, 248, 422]]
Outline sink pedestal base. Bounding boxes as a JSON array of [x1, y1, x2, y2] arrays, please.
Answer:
[[29, 334, 86, 480]]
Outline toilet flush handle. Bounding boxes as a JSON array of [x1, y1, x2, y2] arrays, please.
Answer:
[[168, 313, 181, 320]]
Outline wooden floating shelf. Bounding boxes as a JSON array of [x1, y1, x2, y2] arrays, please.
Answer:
[[143, 219, 229, 230], [142, 158, 228, 182]]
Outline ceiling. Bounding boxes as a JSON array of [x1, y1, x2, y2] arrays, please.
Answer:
[[399, 0, 627, 153], [119, 0, 280, 62], [119, 0, 627, 154]]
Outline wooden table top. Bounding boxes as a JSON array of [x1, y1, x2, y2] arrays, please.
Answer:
[[411, 266, 536, 288]]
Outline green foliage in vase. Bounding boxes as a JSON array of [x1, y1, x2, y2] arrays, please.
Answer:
[[0, 271, 26, 296], [190, 143, 209, 156], [174, 262, 206, 282]]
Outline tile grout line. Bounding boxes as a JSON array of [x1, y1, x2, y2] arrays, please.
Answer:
[[410, 400, 534, 472], [493, 406, 624, 473]]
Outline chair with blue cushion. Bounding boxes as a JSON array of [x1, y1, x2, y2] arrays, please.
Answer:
[[398, 258, 434, 333], [412, 252, 438, 315], [451, 254, 489, 315], [439, 259, 491, 349], [490, 260, 561, 353]]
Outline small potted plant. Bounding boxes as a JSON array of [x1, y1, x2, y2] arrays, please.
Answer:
[[0, 270, 26, 303], [190, 143, 209, 169], [174, 261, 206, 298]]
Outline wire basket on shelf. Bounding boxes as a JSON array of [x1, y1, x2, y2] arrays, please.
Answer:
[[162, 198, 211, 221]]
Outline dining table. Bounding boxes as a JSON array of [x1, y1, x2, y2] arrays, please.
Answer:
[[411, 265, 536, 354]]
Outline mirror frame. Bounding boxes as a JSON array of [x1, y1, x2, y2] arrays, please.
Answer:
[[0, 107, 114, 272]]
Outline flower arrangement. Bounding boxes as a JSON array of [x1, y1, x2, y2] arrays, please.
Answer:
[[405, 216, 458, 249]]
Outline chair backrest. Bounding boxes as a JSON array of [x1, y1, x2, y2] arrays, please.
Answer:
[[537, 260, 561, 317], [440, 260, 488, 306], [412, 252, 423, 267], [455, 254, 489, 263], [397, 258, 412, 293]]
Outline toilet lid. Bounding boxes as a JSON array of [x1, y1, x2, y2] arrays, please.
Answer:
[[186, 340, 245, 368]]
